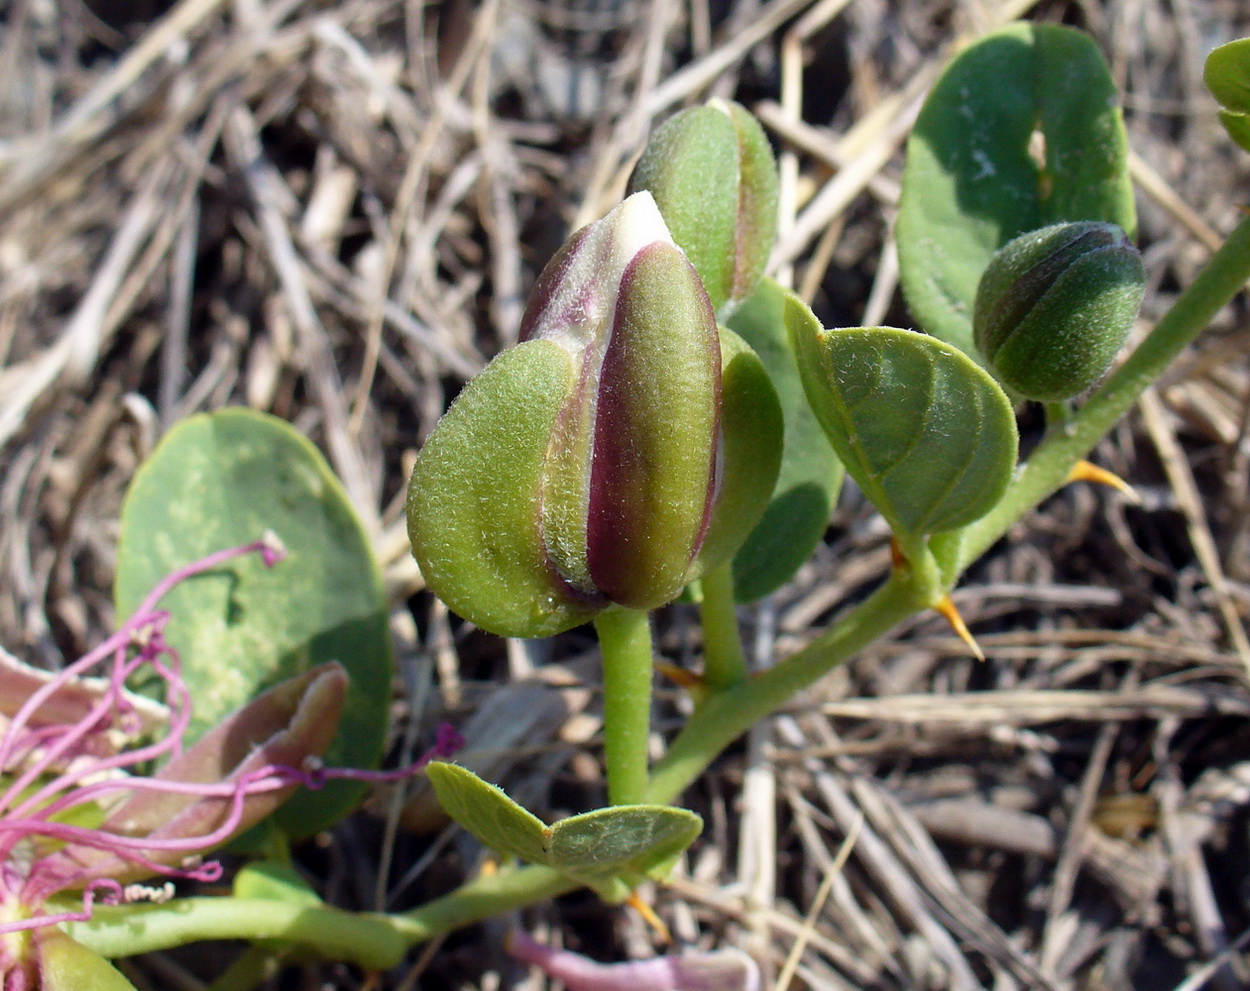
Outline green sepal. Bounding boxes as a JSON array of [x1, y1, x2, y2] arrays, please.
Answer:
[[580, 243, 720, 609], [630, 100, 778, 317], [690, 326, 783, 576], [897, 22, 1135, 361], [407, 341, 600, 638], [426, 762, 702, 902], [728, 279, 843, 601], [788, 298, 1018, 542]]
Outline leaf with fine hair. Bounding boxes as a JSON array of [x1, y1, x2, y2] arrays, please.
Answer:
[[425, 763, 702, 902], [788, 298, 1017, 544]]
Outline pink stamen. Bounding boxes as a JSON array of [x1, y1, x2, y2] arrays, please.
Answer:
[[0, 536, 461, 936]]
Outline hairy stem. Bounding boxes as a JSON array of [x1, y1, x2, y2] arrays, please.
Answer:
[[697, 563, 749, 689], [69, 899, 406, 970], [593, 607, 655, 806]]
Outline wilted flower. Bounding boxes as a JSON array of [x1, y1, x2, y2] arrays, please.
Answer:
[[0, 540, 461, 988], [507, 928, 761, 991]]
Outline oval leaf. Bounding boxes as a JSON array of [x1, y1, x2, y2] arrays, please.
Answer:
[[728, 279, 843, 601], [547, 804, 702, 889], [1205, 38, 1250, 152], [114, 409, 391, 836], [788, 300, 1017, 540], [426, 763, 702, 901], [897, 22, 1135, 360], [407, 341, 599, 637], [425, 761, 551, 866]]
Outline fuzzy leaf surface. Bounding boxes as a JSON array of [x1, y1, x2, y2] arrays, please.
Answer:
[[426, 763, 701, 901], [407, 341, 598, 637], [789, 302, 1017, 541]]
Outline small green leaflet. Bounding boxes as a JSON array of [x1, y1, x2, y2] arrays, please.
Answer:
[[426, 762, 702, 902]]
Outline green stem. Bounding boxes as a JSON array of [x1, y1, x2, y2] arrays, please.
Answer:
[[80, 218, 1250, 966], [69, 899, 407, 970], [208, 946, 279, 991], [593, 606, 655, 806], [647, 570, 921, 804], [388, 865, 575, 943], [958, 212, 1250, 572], [698, 563, 749, 689]]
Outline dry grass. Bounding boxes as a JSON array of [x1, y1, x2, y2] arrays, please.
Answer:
[[2, 0, 1250, 988]]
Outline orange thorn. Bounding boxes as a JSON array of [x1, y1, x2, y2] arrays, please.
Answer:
[[888, 536, 908, 570], [654, 661, 704, 691], [934, 594, 984, 660], [626, 890, 671, 944], [1065, 460, 1141, 504]]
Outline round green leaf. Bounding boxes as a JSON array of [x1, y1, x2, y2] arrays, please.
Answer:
[[1205, 39, 1250, 153], [548, 804, 702, 891], [407, 341, 599, 638], [897, 22, 1135, 360], [788, 301, 1017, 540], [114, 408, 391, 837], [728, 278, 843, 601]]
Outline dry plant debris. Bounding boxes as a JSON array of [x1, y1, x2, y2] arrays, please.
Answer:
[[2, 0, 1250, 988]]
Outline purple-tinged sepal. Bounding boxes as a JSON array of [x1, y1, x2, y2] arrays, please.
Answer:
[[408, 193, 723, 633]]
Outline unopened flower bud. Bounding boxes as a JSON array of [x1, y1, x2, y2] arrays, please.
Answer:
[[408, 193, 727, 635], [628, 100, 778, 318], [974, 221, 1145, 401], [521, 192, 721, 610]]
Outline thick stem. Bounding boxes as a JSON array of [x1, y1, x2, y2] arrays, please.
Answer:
[[697, 563, 749, 689], [957, 213, 1250, 571], [593, 606, 655, 806], [69, 899, 406, 970]]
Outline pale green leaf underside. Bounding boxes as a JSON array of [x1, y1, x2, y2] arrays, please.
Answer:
[[426, 762, 702, 900], [789, 302, 1017, 540], [897, 22, 1135, 360], [114, 409, 391, 836]]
